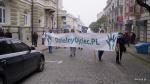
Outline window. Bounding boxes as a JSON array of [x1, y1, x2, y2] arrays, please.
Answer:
[[13, 42, 29, 52], [63, 22, 66, 24], [24, 14, 28, 25], [24, 10, 31, 26], [0, 1, 5, 23], [0, 41, 13, 55]]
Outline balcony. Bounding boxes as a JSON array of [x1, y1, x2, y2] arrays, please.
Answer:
[[35, 0, 57, 10], [58, 10, 67, 16]]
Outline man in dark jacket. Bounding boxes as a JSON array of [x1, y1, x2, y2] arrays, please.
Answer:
[[130, 32, 136, 44], [5, 29, 12, 38], [0, 28, 4, 37], [32, 32, 38, 47], [116, 33, 126, 64]]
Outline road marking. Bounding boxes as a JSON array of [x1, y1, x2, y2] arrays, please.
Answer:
[[58, 61, 63, 64], [46, 60, 63, 64]]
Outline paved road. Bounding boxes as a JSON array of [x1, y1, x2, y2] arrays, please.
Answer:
[[21, 48, 150, 84]]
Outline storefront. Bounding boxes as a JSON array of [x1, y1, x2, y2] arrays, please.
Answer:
[[136, 20, 147, 42], [125, 20, 133, 33]]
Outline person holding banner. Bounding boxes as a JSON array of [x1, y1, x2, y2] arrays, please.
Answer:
[[116, 33, 126, 64], [70, 29, 76, 57], [48, 29, 53, 53], [98, 51, 104, 61], [98, 30, 104, 61]]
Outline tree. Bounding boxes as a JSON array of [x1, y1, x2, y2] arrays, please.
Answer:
[[89, 15, 107, 33], [97, 15, 107, 30], [89, 22, 99, 33], [136, 0, 150, 12], [97, 15, 107, 25]]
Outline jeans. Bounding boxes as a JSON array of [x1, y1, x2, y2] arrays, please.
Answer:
[[48, 46, 52, 53], [70, 47, 76, 56]]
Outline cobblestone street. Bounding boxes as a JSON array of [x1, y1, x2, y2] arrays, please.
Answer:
[[21, 48, 150, 84]]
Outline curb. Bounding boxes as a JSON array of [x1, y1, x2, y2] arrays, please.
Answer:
[[127, 51, 150, 67], [41, 48, 48, 52]]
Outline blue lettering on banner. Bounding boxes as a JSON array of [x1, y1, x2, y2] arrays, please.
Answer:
[[47, 35, 101, 46]]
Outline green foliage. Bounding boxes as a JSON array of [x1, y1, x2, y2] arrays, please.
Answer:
[[97, 15, 107, 25], [89, 22, 99, 33], [89, 15, 107, 33]]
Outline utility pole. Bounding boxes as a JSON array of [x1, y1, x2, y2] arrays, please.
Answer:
[[31, 0, 34, 45]]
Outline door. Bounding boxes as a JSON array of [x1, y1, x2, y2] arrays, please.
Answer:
[[23, 48, 40, 73], [0, 40, 24, 83]]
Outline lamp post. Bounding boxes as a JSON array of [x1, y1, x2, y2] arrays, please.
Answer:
[[31, 0, 34, 45], [56, 0, 59, 33], [51, 14, 54, 30]]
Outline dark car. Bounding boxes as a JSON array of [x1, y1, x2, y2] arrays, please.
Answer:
[[0, 38, 45, 84]]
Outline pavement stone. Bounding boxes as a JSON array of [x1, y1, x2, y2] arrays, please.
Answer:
[[127, 45, 150, 66], [20, 47, 150, 84]]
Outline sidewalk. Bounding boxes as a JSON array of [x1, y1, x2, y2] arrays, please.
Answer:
[[35, 44, 48, 51], [127, 44, 150, 64], [24, 41, 48, 52]]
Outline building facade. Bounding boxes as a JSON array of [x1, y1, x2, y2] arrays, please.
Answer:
[[123, 0, 150, 42], [0, 0, 58, 43], [60, 13, 84, 33], [103, 0, 124, 32], [103, 0, 150, 42]]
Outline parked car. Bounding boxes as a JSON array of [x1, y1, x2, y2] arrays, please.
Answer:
[[0, 38, 45, 84]]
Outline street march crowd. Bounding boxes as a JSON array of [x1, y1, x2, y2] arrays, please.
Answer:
[[43, 29, 136, 64], [0, 27, 136, 65]]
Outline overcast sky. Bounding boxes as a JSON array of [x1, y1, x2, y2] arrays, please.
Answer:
[[63, 0, 107, 27]]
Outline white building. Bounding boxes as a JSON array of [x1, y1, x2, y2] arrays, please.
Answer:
[[62, 13, 84, 32]]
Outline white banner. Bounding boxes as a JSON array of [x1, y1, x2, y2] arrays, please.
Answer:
[[44, 32, 118, 51]]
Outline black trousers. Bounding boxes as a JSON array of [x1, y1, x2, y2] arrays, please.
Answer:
[[42, 38, 45, 45], [116, 51, 123, 64], [33, 40, 37, 47], [98, 51, 104, 61]]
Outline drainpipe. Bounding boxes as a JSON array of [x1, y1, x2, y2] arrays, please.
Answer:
[[31, 0, 34, 45]]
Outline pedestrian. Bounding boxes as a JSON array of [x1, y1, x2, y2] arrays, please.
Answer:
[[98, 51, 104, 61], [5, 29, 12, 38], [70, 29, 76, 57], [124, 31, 130, 47], [98, 30, 104, 61], [32, 32, 38, 47], [42, 31, 45, 45], [48, 29, 53, 53], [130, 32, 136, 44], [0, 28, 4, 37], [116, 33, 126, 64], [78, 31, 83, 50]]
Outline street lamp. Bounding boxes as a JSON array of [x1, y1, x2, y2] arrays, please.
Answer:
[[56, 0, 59, 33], [51, 14, 54, 30]]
